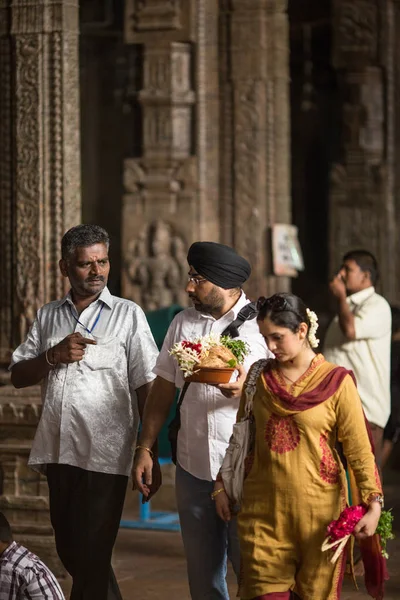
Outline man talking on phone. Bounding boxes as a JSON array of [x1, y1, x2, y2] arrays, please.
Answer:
[[9, 224, 159, 600], [324, 249, 391, 465]]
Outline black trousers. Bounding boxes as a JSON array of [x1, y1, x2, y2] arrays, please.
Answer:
[[47, 464, 128, 600]]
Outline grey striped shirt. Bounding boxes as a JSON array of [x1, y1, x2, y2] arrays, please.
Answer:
[[0, 542, 64, 599]]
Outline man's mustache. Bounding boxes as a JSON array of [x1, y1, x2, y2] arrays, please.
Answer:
[[86, 276, 105, 282]]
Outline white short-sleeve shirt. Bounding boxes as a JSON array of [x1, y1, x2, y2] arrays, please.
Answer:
[[10, 287, 159, 476], [324, 287, 391, 429], [154, 292, 271, 481]]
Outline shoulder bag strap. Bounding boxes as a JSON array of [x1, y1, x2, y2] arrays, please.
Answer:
[[243, 358, 270, 417], [221, 302, 258, 339], [176, 381, 190, 412]]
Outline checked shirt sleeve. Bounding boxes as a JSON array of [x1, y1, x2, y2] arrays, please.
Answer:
[[21, 564, 65, 599]]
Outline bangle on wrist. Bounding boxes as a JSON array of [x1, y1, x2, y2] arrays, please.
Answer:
[[135, 445, 154, 458], [211, 487, 226, 500], [368, 494, 384, 508], [45, 348, 57, 367]]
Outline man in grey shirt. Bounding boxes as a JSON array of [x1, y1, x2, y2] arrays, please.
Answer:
[[10, 225, 159, 600]]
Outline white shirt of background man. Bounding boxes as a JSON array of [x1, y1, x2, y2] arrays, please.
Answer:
[[324, 286, 391, 429]]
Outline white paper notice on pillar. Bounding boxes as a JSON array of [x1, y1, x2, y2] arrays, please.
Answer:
[[272, 224, 304, 277]]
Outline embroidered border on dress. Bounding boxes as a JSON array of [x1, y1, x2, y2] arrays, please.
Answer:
[[265, 414, 300, 454], [319, 433, 340, 484], [271, 353, 326, 393], [374, 464, 383, 494]]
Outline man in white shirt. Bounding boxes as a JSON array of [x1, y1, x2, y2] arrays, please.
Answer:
[[9, 225, 159, 600], [324, 249, 391, 464], [133, 241, 270, 600]]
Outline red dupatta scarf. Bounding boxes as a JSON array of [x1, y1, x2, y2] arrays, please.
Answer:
[[263, 362, 356, 411], [263, 361, 388, 600]]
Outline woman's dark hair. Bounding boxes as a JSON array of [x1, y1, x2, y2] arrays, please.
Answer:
[[256, 293, 310, 333]]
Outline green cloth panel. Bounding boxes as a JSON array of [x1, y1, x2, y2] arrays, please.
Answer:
[[145, 305, 183, 458]]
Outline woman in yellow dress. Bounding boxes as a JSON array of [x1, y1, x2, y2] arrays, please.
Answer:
[[213, 293, 384, 600]]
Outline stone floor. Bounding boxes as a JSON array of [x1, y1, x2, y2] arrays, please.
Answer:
[[60, 469, 400, 600]]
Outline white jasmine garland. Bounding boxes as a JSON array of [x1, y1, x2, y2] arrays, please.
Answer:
[[169, 333, 223, 377], [306, 308, 320, 348], [169, 333, 250, 378], [169, 343, 201, 377]]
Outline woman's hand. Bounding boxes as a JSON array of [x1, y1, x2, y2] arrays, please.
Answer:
[[354, 501, 381, 540], [213, 484, 232, 522]]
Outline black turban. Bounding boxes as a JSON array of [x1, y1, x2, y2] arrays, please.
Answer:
[[187, 241, 251, 289]]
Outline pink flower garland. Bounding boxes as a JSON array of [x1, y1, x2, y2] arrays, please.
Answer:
[[327, 505, 367, 542], [321, 505, 367, 564]]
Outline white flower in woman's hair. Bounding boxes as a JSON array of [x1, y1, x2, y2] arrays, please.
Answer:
[[306, 308, 320, 348]]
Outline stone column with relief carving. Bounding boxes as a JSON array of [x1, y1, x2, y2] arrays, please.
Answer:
[[220, 0, 291, 298], [329, 0, 397, 300], [122, 0, 219, 310], [0, 0, 81, 370], [0, 0, 81, 578]]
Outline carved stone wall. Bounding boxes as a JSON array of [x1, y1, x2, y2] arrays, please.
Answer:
[[124, 220, 188, 309], [122, 0, 220, 309], [219, 0, 291, 299], [0, 0, 81, 578], [122, 0, 291, 308], [0, 388, 65, 576], [0, 0, 81, 369], [329, 0, 397, 301]]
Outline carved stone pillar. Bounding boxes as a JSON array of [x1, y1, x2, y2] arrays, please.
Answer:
[[329, 0, 397, 300], [122, 0, 219, 310], [0, 0, 81, 369], [219, 0, 291, 298], [123, 0, 291, 307], [0, 0, 81, 576]]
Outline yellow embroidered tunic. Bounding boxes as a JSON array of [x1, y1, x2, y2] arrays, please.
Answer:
[[237, 355, 382, 600]]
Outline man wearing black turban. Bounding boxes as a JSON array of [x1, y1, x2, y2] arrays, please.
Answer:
[[187, 241, 251, 289], [134, 241, 269, 600]]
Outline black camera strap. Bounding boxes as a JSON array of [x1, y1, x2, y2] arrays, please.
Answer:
[[220, 301, 257, 339]]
